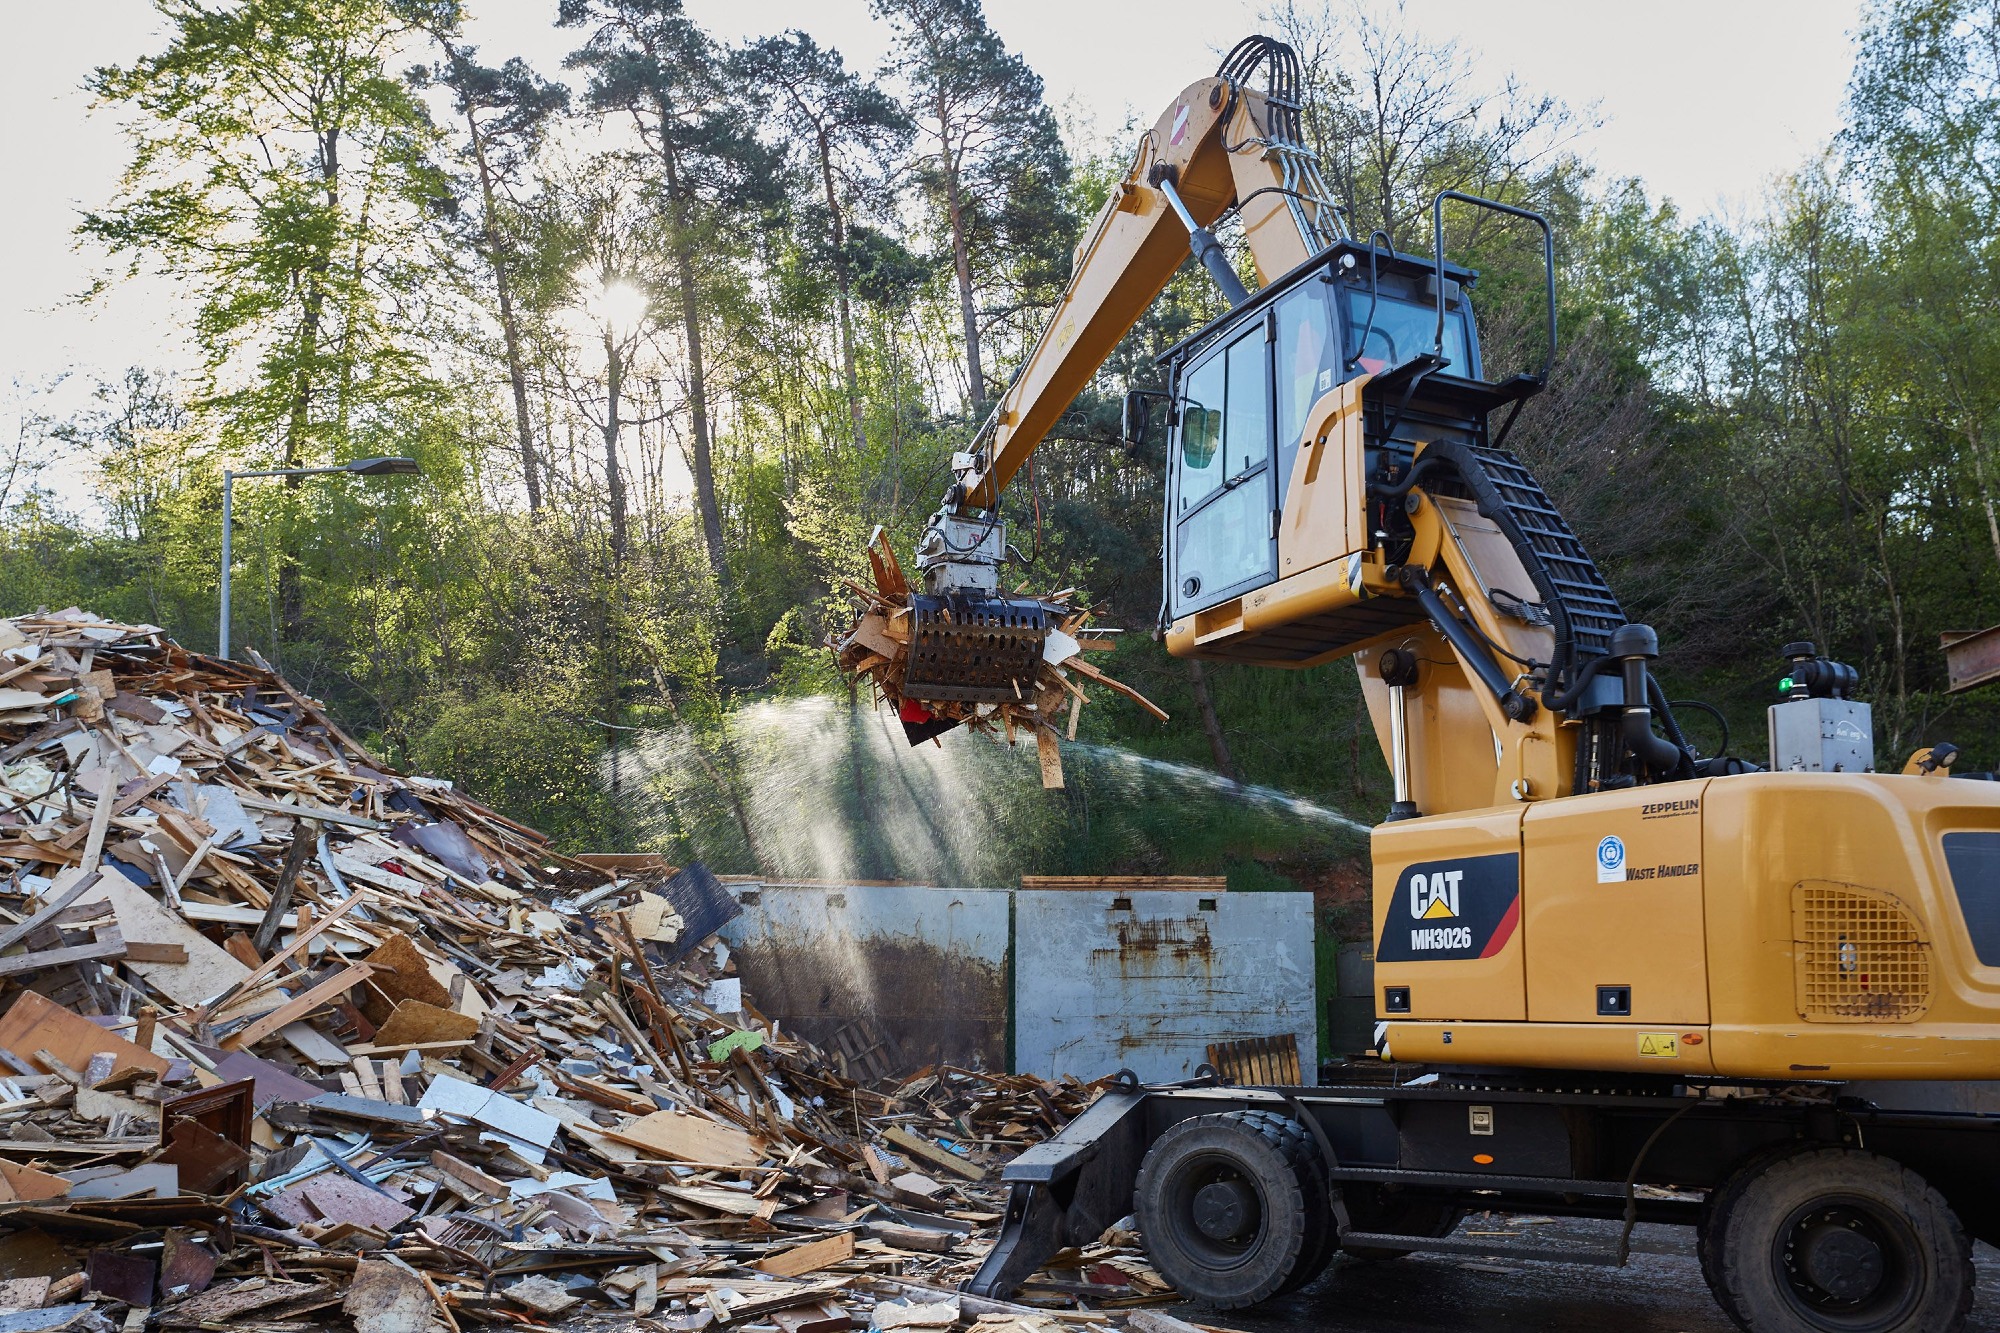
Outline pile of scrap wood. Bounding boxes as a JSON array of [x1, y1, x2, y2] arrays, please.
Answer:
[[0, 608, 1122, 1332], [829, 532, 1165, 789]]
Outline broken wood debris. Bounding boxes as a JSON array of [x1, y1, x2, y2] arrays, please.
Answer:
[[0, 608, 1123, 1331], [829, 531, 1165, 788]]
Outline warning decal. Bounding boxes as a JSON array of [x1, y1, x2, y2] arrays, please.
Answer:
[[1170, 102, 1190, 146], [1374, 853, 1520, 963], [1637, 1032, 1680, 1059]]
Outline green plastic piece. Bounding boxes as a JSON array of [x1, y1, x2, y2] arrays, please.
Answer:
[[708, 1030, 764, 1061]]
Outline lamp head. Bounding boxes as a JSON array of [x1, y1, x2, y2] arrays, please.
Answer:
[[346, 456, 422, 476]]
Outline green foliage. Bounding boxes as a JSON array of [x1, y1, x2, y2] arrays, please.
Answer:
[[404, 661, 631, 849]]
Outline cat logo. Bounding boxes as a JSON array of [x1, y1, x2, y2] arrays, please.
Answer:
[[1409, 868, 1464, 920]]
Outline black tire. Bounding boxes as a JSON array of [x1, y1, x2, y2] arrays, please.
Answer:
[[1133, 1110, 1332, 1308], [1337, 1188, 1463, 1261], [1700, 1144, 1802, 1332], [1271, 1115, 1337, 1294], [1707, 1147, 1973, 1333]]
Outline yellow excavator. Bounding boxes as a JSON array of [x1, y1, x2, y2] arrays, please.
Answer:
[[892, 35, 2000, 1333]]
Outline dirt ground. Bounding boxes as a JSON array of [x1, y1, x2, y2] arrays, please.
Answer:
[[1172, 1217, 2000, 1332]]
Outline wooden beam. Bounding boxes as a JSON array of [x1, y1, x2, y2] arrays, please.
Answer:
[[220, 961, 373, 1052], [0, 871, 101, 954]]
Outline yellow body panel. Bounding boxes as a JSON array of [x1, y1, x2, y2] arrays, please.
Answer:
[[1276, 380, 1368, 579], [1523, 786, 1709, 1025], [1378, 774, 2000, 1079], [1373, 809, 1526, 1020]]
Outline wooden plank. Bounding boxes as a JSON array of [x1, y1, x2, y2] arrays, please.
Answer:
[[220, 962, 373, 1052], [756, 1231, 855, 1278], [193, 892, 362, 1023], [1063, 657, 1170, 721], [121, 942, 188, 964], [603, 1111, 764, 1167], [429, 1149, 506, 1199], [231, 792, 383, 831], [75, 737, 119, 874], [883, 1127, 984, 1181], [1034, 725, 1063, 790], [55, 773, 174, 851], [0, 870, 102, 954], [0, 930, 126, 979]]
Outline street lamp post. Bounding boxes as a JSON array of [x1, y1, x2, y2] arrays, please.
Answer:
[[219, 455, 422, 659]]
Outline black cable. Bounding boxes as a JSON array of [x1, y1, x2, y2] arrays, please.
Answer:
[[1667, 698, 1731, 758], [1440, 581, 1541, 671]]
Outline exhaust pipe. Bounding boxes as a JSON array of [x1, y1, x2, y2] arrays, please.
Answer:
[[1609, 624, 1685, 774]]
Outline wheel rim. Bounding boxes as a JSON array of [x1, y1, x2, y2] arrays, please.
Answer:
[[1773, 1194, 1924, 1330], [1162, 1151, 1268, 1270]]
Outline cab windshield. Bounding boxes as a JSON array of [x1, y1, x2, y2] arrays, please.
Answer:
[[1344, 289, 1471, 376]]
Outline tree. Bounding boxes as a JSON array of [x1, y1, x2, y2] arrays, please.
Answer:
[[1268, 0, 1582, 250], [83, 0, 449, 647], [414, 21, 570, 513], [516, 159, 675, 566], [740, 32, 911, 450], [873, 0, 1064, 413], [559, 0, 784, 584]]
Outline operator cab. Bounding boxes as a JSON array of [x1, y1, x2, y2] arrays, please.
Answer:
[[1140, 195, 1565, 668]]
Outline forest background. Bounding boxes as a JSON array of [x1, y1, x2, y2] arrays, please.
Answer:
[[4, 0, 1999, 911]]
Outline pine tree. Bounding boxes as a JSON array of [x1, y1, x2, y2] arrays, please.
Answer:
[[559, 0, 784, 585], [740, 33, 911, 451]]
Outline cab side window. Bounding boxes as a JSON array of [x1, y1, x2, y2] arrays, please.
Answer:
[[1179, 354, 1226, 511], [1172, 327, 1276, 614], [1274, 278, 1337, 490]]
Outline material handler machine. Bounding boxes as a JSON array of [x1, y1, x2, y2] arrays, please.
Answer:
[[886, 34, 2000, 1333]]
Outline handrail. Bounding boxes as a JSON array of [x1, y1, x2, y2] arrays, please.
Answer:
[[1431, 190, 1558, 383], [1343, 229, 1396, 370]]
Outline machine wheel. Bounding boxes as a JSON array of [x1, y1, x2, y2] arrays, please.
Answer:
[[1336, 1188, 1463, 1261], [1133, 1110, 1331, 1308], [1274, 1117, 1337, 1294], [1704, 1147, 1972, 1333]]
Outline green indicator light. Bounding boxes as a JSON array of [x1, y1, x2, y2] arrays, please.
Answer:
[[1778, 676, 1794, 694]]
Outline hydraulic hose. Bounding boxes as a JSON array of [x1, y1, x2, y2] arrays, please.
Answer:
[[1401, 566, 1536, 722], [1543, 651, 1611, 715]]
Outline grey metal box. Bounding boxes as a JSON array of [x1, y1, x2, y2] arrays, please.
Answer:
[[1768, 697, 1875, 773]]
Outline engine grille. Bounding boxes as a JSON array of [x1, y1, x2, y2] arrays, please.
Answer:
[[1792, 880, 1931, 1023]]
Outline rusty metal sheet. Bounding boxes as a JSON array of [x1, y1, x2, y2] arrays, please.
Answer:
[[1014, 890, 1317, 1085], [720, 883, 1009, 1078], [1943, 627, 2000, 693]]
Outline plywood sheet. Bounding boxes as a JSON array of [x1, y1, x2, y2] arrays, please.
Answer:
[[0, 991, 167, 1080], [602, 1110, 762, 1166], [371, 1000, 478, 1048], [86, 876, 251, 1012]]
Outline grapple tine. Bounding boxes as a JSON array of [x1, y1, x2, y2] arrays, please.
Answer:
[[902, 593, 1051, 704]]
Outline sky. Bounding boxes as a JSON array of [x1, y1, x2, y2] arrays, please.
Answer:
[[0, 0, 1861, 417]]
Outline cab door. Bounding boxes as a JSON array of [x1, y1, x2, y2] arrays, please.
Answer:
[[1169, 322, 1277, 618]]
